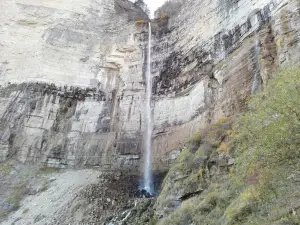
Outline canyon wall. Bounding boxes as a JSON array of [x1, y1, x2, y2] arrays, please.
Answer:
[[151, 0, 300, 169], [0, 0, 299, 171], [0, 0, 149, 169]]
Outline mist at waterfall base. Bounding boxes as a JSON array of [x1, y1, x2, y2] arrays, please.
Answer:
[[139, 23, 155, 197]]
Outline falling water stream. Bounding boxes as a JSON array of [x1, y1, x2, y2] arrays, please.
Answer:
[[251, 40, 261, 94], [142, 22, 154, 195]]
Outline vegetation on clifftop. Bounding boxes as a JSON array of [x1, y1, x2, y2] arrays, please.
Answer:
[[154, 0, 184, 19], [154, 68, 300, 225]]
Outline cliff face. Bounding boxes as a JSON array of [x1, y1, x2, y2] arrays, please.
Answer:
[[0, 0, 148, 169], [150, 0, 300, 168], [1, 0, 300, 224], [0, 0, 300, 172]]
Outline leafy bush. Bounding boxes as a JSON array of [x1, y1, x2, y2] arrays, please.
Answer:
[[38, 167, 59, 174], [189, 133, 201, 144], [160, 13, 169, 21], [0, 162, 12, 176], [217, 142, 229, 153], [135, 19, 146, 25], [134, 0, 150, 16], [155, 68, 300, 225], [227, 68, 300, 224], [232, 68, 300, 190], [158, 201, 194, 225], [8, 182, 27, 211]]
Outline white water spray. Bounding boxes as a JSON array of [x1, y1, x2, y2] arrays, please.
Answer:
[[143, 22, 154, 194]]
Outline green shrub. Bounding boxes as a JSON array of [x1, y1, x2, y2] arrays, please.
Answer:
[[203, 118, 232, 147], [39, 167, 59, 174], [156, 68, 300, 225], [149, 216, 158, 225], [158, 201, 194, 225], [0, 162, 12, 176], [232, 68, 300, 190], [135, 19, 145, 25], [189, 133, 201, 143], [7, 181, 27, 211], [227, 68, 300, 223]]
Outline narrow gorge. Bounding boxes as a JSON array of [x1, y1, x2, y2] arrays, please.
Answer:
[[0, 0, 299, 224]]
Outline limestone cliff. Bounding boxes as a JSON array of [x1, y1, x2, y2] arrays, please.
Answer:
[[150, 0, 300, 168], [0, 0, 300, 172], [0, 0, 300, 224], [0, 0, 149, 169]]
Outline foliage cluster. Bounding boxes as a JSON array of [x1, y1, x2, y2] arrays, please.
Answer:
[[232, 68, 300, 189], [0, 162, 12, 176], [154, 0, 184, 19], [135, 19, 146, 25], [156, 68, 300, 225], [134, 0, 150, 16]]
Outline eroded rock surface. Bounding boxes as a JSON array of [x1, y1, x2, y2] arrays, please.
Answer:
[[150, 0, 300, 165], [1, 0, 300, 224], [0, 0, 300, 174], [0, 0, 149, 170]]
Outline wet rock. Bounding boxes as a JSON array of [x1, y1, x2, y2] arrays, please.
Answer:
[[135, 189, 154, 198]]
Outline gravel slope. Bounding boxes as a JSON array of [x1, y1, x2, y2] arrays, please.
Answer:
[[1, 169, 100, 225]]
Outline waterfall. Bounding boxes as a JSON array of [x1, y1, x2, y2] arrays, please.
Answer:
[[143, 22, 154, 195], [251, 40, 261, 94]]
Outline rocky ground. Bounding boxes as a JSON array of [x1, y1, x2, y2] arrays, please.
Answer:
[[0, 163, 101, 225], [0, 162, 158, 225]]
